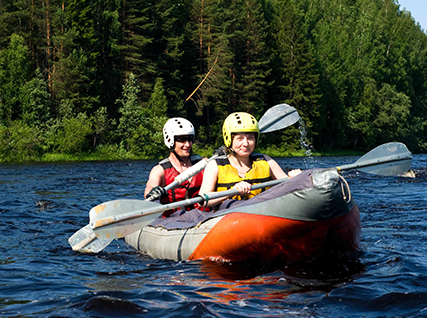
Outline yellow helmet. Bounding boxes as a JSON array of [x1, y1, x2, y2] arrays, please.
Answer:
[[222, 112, 259, 148]]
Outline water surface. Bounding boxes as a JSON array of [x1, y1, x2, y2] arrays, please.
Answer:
[[1, 154, 426, 317]]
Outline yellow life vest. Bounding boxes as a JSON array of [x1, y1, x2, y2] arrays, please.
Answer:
[[215, 154, 272, 200]]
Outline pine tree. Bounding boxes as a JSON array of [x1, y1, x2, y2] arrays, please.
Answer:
[[299, 0, 355, 149], [92, 0, 122, 118], [223, 0, 271, 118], [0, 34, 31, 125], [21, 68, 52, 129], [152, 0, 189, 116], [188, 0, 232, 144], [146, 77, 168, 117], [50, 0, 100, 117], [120, 0, 157, 102], [138, 76, 169, 157], [51, 46, 99, 117], [116, 72, 142, 149], [271, 0, 321, 147]]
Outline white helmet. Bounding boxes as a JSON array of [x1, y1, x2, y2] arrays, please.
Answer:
[[163, 117, 195, 149]]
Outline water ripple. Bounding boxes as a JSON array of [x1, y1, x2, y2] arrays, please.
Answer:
[[0, 156, 426, 317]]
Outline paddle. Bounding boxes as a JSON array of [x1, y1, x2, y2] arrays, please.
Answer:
[[336, 142, 412, 176], [68, 180, 180, 253], [90, 179, 287, 240], [68, 103, 301, 252], [90, 142, 412, 242]]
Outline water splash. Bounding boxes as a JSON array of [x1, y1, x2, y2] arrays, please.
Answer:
[[298, 118, 316, 169]]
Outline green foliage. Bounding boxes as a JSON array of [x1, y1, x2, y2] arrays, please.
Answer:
[[146, 77, 168, 117], [120, 0, 157, 100], [133, 115, 169, 158], [115, 72, 168, 157], [270, 0, 321, 146], [347, 79, 376, 147], [0, 0, 427, 163], [0, 34, 30, 125], [0, 120, 43, 162], [52, 47, 100, 116], [116, 72, 143, 148], [152, 0, 188, 115], [21, 68, 52, 128], [188, 0, 233, 145], [92, 106, 112, 149], [372, 83, 411, 144], [55, 113, 93, 154], [135, 77, 169, 157]]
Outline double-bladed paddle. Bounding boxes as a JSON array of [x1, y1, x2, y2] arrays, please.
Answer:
[[68, 103, 301, 252], [68, 179, 182, 253], [89, 142, 412, 244], [336, 142, 412, 176]]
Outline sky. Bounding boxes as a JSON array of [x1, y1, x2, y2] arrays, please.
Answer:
[[397, 0, 427, 32]]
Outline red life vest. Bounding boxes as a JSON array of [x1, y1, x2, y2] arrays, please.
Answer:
[[159, 155, 206, 217]]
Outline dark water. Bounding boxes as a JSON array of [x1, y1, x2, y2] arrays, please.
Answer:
[[1, 154, 427, 317]]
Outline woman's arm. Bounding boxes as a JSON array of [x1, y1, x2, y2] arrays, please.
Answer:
[[198, 160, 222, 207], [264, 155, 301, 179]]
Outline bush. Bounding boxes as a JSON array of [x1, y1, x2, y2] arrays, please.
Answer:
[[0, 121, 43, 162], [55, 113, 93, 154]]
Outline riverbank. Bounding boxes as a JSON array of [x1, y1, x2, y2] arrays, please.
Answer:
[[0, 144, 364, 164]]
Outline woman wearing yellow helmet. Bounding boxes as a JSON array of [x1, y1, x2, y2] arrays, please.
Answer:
[[199, 112, 301, 208]]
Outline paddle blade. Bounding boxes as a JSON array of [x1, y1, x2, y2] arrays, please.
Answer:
[[90, 199, 162, 240], [338, 142, 413, 176], [68, 224, 113, 253], [258, 103, 301, 133]]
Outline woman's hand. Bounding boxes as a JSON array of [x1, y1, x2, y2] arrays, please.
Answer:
[[232, 181, 252, 195], [288, 169, 302, 178]]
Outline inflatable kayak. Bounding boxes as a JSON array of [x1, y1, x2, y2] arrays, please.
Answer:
[[125, 168, 361, 263]]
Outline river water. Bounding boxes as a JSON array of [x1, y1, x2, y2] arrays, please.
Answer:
[[1, 153, 426, 317]]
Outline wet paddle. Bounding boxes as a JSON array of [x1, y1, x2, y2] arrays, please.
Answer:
[[90, 142, 412, 242], [337, 142, 412, 176], [68, 103, 301, 252], [68, 180, 180, 253]]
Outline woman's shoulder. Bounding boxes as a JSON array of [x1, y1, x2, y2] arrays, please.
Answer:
[[251, 153, 270, 161]]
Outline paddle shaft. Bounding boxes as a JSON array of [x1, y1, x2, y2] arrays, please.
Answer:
[[91, 178, 287, 230], [337, 152, 411, 172]]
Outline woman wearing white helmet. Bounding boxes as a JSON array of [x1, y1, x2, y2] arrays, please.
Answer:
[[198, 112, 301, 208], [145, 117, 208, 216]]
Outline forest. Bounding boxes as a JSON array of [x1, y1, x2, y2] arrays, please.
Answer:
[[0, 0, 426, 162]]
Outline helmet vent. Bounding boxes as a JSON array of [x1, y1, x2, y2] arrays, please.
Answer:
[[163, 117, 195, 149]]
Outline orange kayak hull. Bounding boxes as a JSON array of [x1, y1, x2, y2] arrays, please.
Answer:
[[189, 205, 360, 262]]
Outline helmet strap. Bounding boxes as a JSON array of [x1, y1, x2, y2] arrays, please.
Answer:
[[228, 147, 236, 155]]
